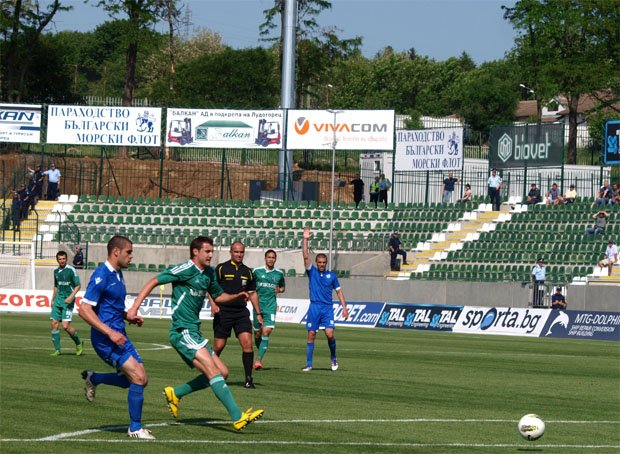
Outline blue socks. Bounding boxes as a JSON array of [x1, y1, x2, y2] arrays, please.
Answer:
[[90, 372, 130, 388], [128, 384, 145, 432], [328, 338, 337, 361], [306, 342, 315, 366]]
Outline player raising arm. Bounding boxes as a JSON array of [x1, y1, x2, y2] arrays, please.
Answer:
[[302, 226, 349, 372]]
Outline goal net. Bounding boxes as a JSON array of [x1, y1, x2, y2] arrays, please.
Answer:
[[0, 241, 36, 290]]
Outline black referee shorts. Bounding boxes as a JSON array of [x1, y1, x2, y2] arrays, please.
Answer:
[[213, 307, 252, 339]]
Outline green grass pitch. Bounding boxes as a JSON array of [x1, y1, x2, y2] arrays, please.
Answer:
[[1, 313, 618, 453]]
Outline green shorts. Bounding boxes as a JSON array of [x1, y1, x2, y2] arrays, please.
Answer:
[[50, 302, 75, 322], [169, 327, 212, 368], [253, 312, 276, 331]]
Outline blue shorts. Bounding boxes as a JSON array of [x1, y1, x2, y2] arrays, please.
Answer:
[[91, 330, 143, 370], [306, 303, 335, 331]]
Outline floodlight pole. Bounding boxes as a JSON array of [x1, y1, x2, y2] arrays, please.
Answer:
[[327, 109, 343, 270]]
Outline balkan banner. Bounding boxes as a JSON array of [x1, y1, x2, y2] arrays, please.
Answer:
[[376, 303, 462, 331], [286, 110, 394, 150], [489, 123, 564, 169], [46, 105, 162, 146], [604, 120, 620, 165], [0, 104, 42, 143], [540, 309, 620, 341], [395, 128, 464, 171], [165, 108, 283, 149]]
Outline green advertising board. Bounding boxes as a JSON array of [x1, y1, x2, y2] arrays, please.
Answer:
[[489, 123, 564, 169]]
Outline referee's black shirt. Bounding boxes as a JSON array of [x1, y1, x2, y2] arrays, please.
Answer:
[[215, 260, 256, 310]]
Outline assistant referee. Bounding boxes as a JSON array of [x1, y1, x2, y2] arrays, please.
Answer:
[[213, 241, 262, 389]]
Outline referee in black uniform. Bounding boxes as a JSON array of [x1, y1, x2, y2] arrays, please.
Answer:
[[213, 241, 262, 389]]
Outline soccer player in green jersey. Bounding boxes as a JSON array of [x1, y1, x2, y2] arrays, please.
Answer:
[[252, 249, 285, 370], [50, 251, 83, 356], [129, 236, 264, 431]]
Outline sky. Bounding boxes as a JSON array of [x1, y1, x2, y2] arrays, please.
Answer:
[[47, 0, 518, 64]]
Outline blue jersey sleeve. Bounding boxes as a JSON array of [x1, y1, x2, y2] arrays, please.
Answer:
[[83, 267, 105, 306]]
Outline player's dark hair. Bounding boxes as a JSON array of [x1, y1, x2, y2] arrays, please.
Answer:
[[265, 249, 277, 258], [190, 236, 213, 258], [56, 251, 67, 259], [316, 253, 327, 261], [107, 235, 132, 255]]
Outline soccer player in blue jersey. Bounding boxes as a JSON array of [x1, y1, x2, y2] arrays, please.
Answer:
[[129, 236, 264, 431], [302, 226, 349, 372], [78, 235, 154, 440]]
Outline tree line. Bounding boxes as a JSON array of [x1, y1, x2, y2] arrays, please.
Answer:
[[1, 0, 618, 164]]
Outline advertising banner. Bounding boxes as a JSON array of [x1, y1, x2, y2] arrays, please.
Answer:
[[604, 120, 620, 165], [540, 309, 620, 341], [375, 303, 463, 331], [489, 123, 564, 169], [299, 301, 385, 328], [276, 298, 310, 324], [0, 104, 42, 143], [286, 110, 394, 150], [453, 306, 551, 337], [395, 128, 463, 171], [165, 108, 283, 149], [46, 105, 162, 146]]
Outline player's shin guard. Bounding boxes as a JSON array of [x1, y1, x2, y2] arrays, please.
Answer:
[[328, 338, 337, 361], [70, 331, 81, 345], [175, 374, 210, 398], [242, 351, 254, 379], [258, 335, 269, 360], [210, 374, 242, 421], [128, 383, 145, 432], [94, 372, 131, 388], [306, 342, 315, 366], [51, 330, 61, 351]]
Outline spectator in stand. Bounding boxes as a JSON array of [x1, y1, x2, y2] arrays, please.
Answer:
[[598, 239, 618, 277], [559, 184, 578, 204], [457, 184, 472, 204], [388, 231, 408, 271], [487, 168, 503, 211], [442, 172, 460, 204], [546, 182, 561, 205], [531, 257, 546, 307], [73, 246, 85, 269], [550, 287, 567, 310], [611, 183, 620, 205], [378, 173, 391, 209], [369, 176, 380, 209], [10, 192, 21, 231], [585, 210, 609, 237], [27, 173, 38, 211], [591, 181, 612, 208], [27, 165, 44, 202], [43, 163, 61, 200], [17, 184, 30, 220], [525, 183, 542, 205], [350, 175, 365, 209]]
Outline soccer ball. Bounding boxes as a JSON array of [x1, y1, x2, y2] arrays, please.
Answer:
[[518, 414, 545, 441]]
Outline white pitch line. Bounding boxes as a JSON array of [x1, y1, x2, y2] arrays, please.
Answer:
[[5, 417, 619, 442], [1, 439, 618, 449]]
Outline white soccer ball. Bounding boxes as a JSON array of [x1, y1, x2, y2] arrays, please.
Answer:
[[518, 414, 545, 441]]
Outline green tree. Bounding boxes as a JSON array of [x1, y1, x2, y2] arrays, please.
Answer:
[[1, 0, 70, 101], [151, 47, 279, 108], [449, 59, 520, 136], [93, 0, 170, 106], [503, 0, 620, 164]]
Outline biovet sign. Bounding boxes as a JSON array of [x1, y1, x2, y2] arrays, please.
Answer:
[[490, 123, 564, 169]]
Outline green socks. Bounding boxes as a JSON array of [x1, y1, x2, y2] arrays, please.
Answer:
[[175, 374, 210, 399], [51, 330, 61, 351], [258, 335, 269, 360], [210, 374, 241, 421]]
